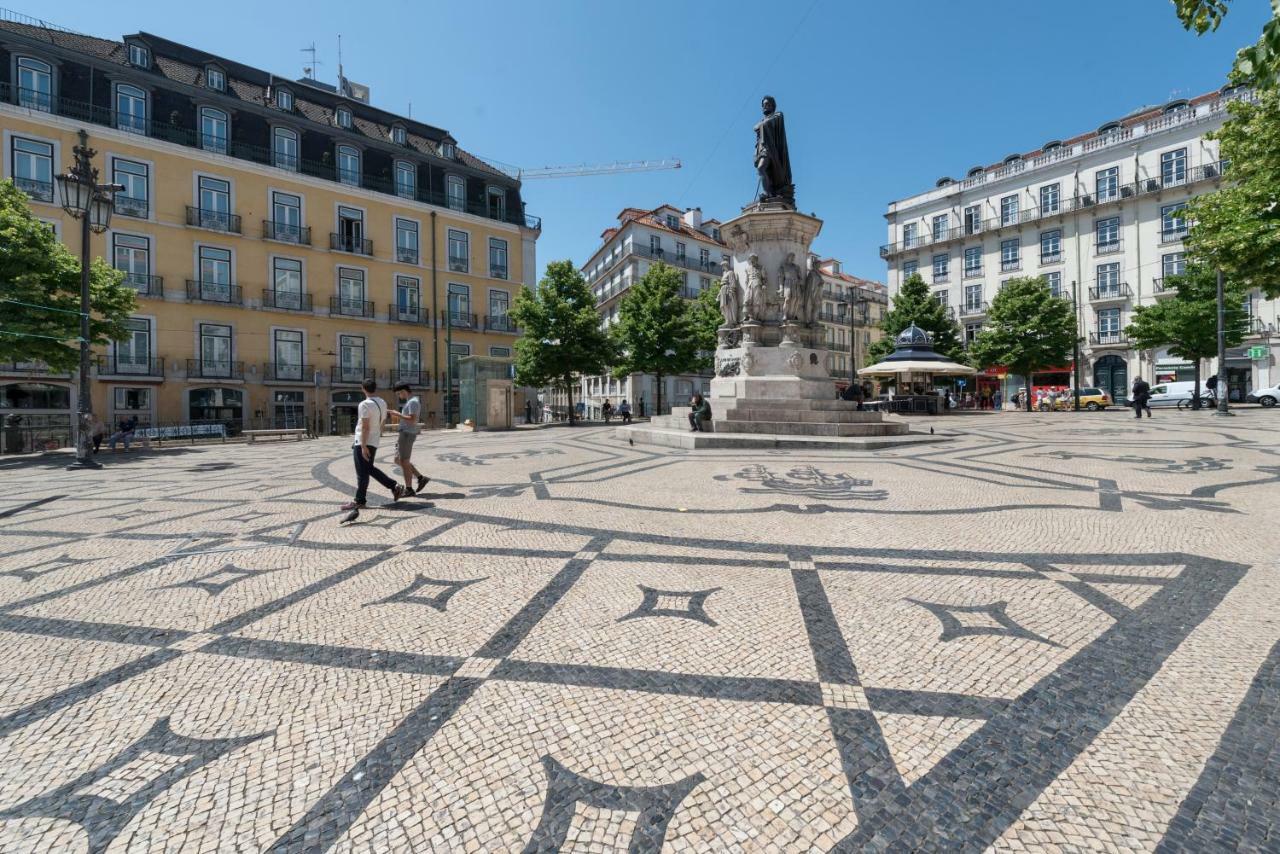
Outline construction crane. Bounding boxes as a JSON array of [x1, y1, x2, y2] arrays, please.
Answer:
[[476, 157, 682, 181]]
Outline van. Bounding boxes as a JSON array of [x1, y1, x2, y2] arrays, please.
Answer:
[[1147, 380, 1200, 408]]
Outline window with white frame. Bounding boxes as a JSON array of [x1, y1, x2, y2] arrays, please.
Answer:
[[902, 222, 919, 247], [964, 283, 983, 310], [675, 241, 686, 261], [932, 253, 950, 282], [1000, 237, 1020, 271], [486, 186, 506, 221], [199, 323, 233, 376], [336, 106, 352, 129], [1045, 271, 1063, 298], [395, 218, 419, 264], [271, 258, 303, 309], [1095, 166, 1119, 201], [396, 339, 421, 382], [1000, 195, 1019, 226], [270, 191, 302, 242], [446, 175, 465, 211], [934, 290, 949, 306], [196, 246, 233, 301], [649, 234, 662, 255], [16, 56, 53, 111], [275, 88, 293, 111], [489, 238, 508, 279], [1096, 262, 1121, 294], [441, 140, 456, 159], [273, 329, 304, 380], [448, 283, 471, 325], [1161, 203, 1188, 240], [1095, 217, 1120, 250], [665, 213, 679, 230], [932, 213, 949, 240], [489, 346, 511, 358], [394, 161, 415, 199], [114, 84, 147, 134], [1040, 229, 1061, 262], [489, 290, 510, 329], [128, 43, 150, 68], [963, 205, 981, 234], [964, 246, 982, 276], [338, 267, 366, 315], [902, 260, 918, 279], [113, 387, 151, 417], [336, 144, 360, 186], [1162, 252, 1185, 279], [206, 66, 225, 91], [699, 247, 710, 268], [447, 229, 469, 272], [1161, 148, 1187, 187], [337, 206, 363, 251], [395, 276, 420, 320], [112, 234, 151, 292], [965, 323, 982, 345], [200, 106, 228, 153], [111, 159, 148, 217], [272, 127, 298, 170], [1097, 307, 1121, 334], [196, 175, 231, 230], [10, 136, 53, 202], [338, 334, 366, 382], [392, 125, 406, 145], [1039, 183, 1060, 214]]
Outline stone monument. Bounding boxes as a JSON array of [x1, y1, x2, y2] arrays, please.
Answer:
[[618, 96, 944, 450]]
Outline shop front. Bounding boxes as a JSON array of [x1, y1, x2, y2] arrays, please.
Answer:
[[1093, 354, 1128, 406], [0, 381, 73, 454], [1224, 347, 1254, 402]]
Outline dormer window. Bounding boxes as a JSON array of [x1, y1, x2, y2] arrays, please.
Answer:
[[128, 43, 150, 68], [665, 214, 679, 230], [336, 106, 352, 129], [275, 88, 293, 111], [206, 66, 225, 92], [441, 141, 456, 159], [392, 125, 406, 145]]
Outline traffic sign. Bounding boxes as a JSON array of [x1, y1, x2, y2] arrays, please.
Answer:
[[1249, 345, 1268, 360]]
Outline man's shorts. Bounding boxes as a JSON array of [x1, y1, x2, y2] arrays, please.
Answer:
[[395, 432, 416, 460]]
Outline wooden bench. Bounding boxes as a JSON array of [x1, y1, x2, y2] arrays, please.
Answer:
[[243, 428, 308, 443]]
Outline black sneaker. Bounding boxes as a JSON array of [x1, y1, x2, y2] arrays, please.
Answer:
[[416, 474, 430, 493], [392, 484, 405, 502]]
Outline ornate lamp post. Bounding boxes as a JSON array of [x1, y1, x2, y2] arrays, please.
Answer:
[[56, 130, 121, 470], [838, 293, 869, 387]]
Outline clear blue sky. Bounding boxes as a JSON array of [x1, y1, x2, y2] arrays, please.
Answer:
[[34, 0, 1269, 283]]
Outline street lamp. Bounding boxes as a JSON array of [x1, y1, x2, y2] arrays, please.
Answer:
[[56, 129, 122, 471], [838, 293, 869, 389]]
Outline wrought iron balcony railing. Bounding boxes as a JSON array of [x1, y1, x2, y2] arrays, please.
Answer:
[[185, 206, 241, 233], [262, 289, 312, 312], [330, 233, 373, 255], [186, 358, 244, 379], [113, 195, 148, 218], [959, 301, 989, 317], [262, 220, 311, 245], [1088, 283, 1132, 302], [330, 296, 376, 318], [388, 304, 429, 325], [396, 246, 420, 264], [1089, 330, 1128, 346], [445, 311, 477, 329], [330, 364, 374, 384], [391, 369, 425, 387], [263, 362, 313, 382], [485, 315, 520, 334], [98, 355, 164, 377], [13, 176, 53, 202], [119, 273, 163, 297], [185, 280, 243, 304]]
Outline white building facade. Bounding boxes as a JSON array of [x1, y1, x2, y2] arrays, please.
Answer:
[[577, 205, 727, 417], [814, 259, 888, 388], [882, 86, 1276, 404]]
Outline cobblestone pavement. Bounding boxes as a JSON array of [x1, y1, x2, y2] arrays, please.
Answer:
[[0, 411, 1277, 852]]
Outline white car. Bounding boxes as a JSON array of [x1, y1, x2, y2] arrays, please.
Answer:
[[1247, 383, 1279, 407]]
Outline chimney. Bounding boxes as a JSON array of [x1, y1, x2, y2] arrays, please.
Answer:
[[683, 207, 702, 229]]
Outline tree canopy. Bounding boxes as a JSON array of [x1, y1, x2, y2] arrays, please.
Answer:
[[686, 276, 723, 372], [1181, 87, 1280, 300], [1173, 0, 1280, 86], [867, 273, 965, 364], [609, 262, 700, 417], [967, 276, 1077, 411], [1125, 265, 1248, 407], [0, 179, 136, 371], [509, 260, 613, 423]]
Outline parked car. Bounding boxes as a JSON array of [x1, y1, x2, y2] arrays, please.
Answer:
[[1247, 382, 1279, 407], [1052, 388, 1112, 411], [1148, 380, 1208, 408]]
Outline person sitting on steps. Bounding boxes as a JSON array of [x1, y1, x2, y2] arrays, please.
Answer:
[[688, 393, 712, 432]]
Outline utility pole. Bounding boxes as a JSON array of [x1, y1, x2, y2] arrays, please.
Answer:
[[1215, 268, 1233, 416], [1072, 279, 1081, 411]]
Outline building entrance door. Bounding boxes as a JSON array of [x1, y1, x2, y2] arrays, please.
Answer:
[[1094, 355, 1128, 406]]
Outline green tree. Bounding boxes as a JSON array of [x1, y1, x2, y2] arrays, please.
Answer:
[[509, 260, 613, 425], [1173, 0, 1280, 86], [967, 276, 1076, 412], [1180, 87, 1280, 299], [867, 272, 964, 364], [687, 277, 723, 371], [1125, 265, 1248, 409], [0, 179, 136, 371], [609, 262, 699, 417]]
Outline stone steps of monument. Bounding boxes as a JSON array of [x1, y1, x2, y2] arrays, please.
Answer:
[[715, 398, 860, 412], [615, 424, 947, 451], [716, 420, 908, 437], [721, 407, 886, 424]]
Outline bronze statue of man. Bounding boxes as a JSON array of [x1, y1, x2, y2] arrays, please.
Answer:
[[754, 95, 794, 207]]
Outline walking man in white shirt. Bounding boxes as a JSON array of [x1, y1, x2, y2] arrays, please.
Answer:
[[341, 378, 404, 522], [388, 381, 429, 496]]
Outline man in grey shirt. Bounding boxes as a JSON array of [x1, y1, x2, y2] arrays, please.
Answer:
[[389, 382, 429, 496]]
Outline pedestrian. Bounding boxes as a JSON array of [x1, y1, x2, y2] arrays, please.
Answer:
[[993, 390, 1002, 411], [341, 378, 404, 522], [688, 392, 712, 432], [638, 397, 646, 418], [574, 400, 585, 422], [1131, 377, 1153, 419], [524, 399, 532, 424], [387, 382, 429, 497], [90, 415, 106, 454], [602, 399, 613, 423], [618, 399, 632, 424], [108, 415, 138, 452]]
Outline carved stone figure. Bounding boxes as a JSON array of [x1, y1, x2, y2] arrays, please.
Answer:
[[779, 252, 803, 321], [743, 254, 768, 323], [803, 255, 824, 326], [717, 268, 741, 328], [754, 96, 794, 207]]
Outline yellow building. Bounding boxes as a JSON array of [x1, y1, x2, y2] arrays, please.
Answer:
[[0, 15, 539, 438]]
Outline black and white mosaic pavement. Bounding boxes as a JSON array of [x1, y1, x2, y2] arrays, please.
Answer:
[[0, 411, 1277, 851]]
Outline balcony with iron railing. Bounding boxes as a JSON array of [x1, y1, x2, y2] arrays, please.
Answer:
[[1094, 239, 1123, 256], [0, 360, 69, 376], [329, 296, 375, 318], [263, 362, 313, 383], [113, 194, 148, 218], [120, 272, 163, 297], [388, 304, 429, 325], [0, 81, 543, 232], [97, 355, 164, 378], [959, 301, 989, 317], [1089, 330, 1128, 347], [186, 280, 243, 304], [185, 206, 241, 234], [444, 311, 478, 329], [1088, 282, 1132, 302], [1000, 257, 1022, 273], [485, 315, 520, 334], [932, 273, 951, 284], [391, 369, 425, 387], [13, 175, 54, 202], [1152, 277, 1174, 297], [262, 289, 312, 312], [262, 220, 311, 245], [1040, 251, 1062, 266], [490, 265, 508, 280], [963, 265, 983, 279], [186, 358, 244, 379], [1242, 315, 1269, 337], [396, 246, 420, 264], [330, 364, 373, 384], [330, 233, 373, 255], [631, 243, 722, 275], [1160, 226, 1189, 244]]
